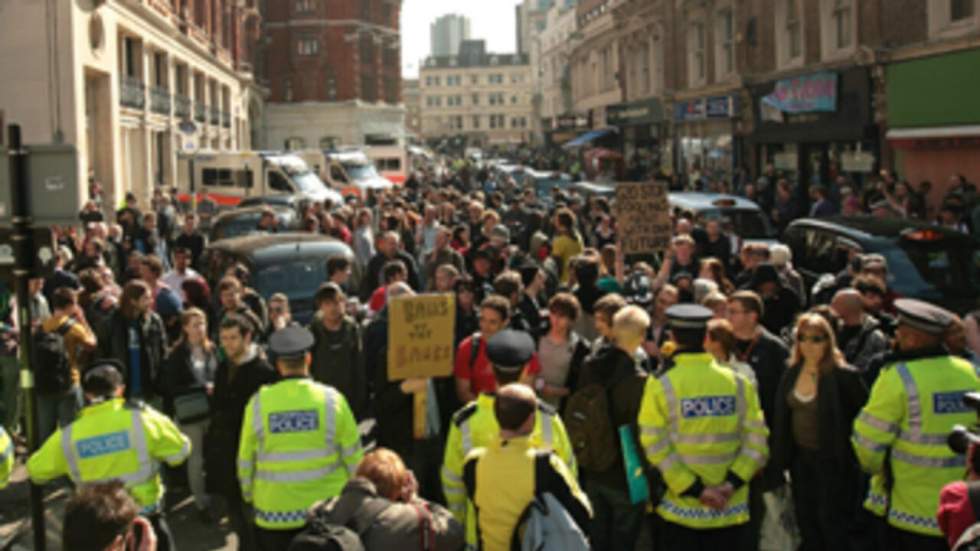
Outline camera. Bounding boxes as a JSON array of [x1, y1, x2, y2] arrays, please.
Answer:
[[947, 392, 980, 473]]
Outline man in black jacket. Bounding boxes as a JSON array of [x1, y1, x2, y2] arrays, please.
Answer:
[[360, 231, 421, 302], [96, 280, 167, 401], [576, 305, 650, 551], [309, 283, 367, 420], [726, 290, 789, 551], [209, 314, 277, 551]]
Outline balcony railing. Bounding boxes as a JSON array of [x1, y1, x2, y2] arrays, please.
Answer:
[[221, 111, 231, 128], [120, 76, 146, 109], [150, 86, 171, 115], [174, 94, 191, 118], [209, 106, 221, 125], [194, 102, 206, 123]]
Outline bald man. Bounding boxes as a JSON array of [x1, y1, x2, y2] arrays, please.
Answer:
[[831, 289, 889, 371]]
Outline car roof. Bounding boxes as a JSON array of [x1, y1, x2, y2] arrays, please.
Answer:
[[239, 195, 299, 207], [789, 215, 979, 243], [668, 192, 763, 211], [207, 232, 353, 263], [212, 205, 293, 222]]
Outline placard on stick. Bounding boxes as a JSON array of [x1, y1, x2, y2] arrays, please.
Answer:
[[387, 293, 456, 381], [614, 181, 671, 255]]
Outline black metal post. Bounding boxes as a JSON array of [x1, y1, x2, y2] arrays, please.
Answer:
[[7, 125, 46, 551]]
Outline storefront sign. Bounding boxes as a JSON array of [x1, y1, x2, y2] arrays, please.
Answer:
[[614, 182, 671, 255], [675, 96, 737, 122], [388, 294, 456, 380], [841, 151, 875, 173], [608, 99, 665, 126], [773, 152, 798, 171], [761, 72, 838, 114]]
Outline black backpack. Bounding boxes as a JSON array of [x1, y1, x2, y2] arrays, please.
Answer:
[[32, 319, 75, 395], [288, 497, 388, 551]]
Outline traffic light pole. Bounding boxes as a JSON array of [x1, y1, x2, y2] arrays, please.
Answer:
[[7, 125, 46, 551]]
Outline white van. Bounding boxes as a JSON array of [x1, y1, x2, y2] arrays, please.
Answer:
[[176, 151, 343, 209], [365, 145, 408, 185], [295, 149, 394, 197]]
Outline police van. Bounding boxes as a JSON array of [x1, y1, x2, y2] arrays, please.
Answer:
[[295, 149, 394, 197], [176, 151, 342, 209]]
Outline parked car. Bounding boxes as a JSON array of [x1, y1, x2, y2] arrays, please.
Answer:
[[668, 192, 776, 245], [238, 194, 307, 212], [207, 205, 300, 242], [203, 233, 358, 324], [783, 216, 980, 312]]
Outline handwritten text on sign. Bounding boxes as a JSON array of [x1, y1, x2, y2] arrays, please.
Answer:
[[388, 293, 456, 380], [615, 182, 671, 255]]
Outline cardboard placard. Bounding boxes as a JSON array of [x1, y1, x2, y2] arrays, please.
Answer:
[[387, 293, 456, 381], [614, 181, 671, 255]]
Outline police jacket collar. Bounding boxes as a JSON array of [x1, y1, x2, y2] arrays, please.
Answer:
[[672, 351, 714, 363], [884, 345, 948, 365], [81, 397, 125, 417]]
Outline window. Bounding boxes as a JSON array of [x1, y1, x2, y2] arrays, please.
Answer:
[[787, 0, 802, 59], [362, 74, 377, 102], [472, 115, 481, 129], [471, 75, 479, 85], [511, 95, 518, 105], [451, 116, 463, 130], [284, 137, 306, 151], [833, 0, 852, 49], [953, 0, 975, 21], [297, 37, 319, 56], [472, 93, 480, 105], [716, 9, 735, 78], [360, 35, 375, 64], [689, 22, 706, 86], [294, 0, 314, 13]]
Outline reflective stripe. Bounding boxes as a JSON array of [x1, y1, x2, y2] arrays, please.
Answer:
[[61, 411, 154, 487], [340, 442, 361, 459], [645, 439, 671, 457], [674, 432, 739, 445], [442, 485, 464, 496], [640, 426, 666, 437], [681, 451, 738, 465], [734, 375, 746, 427], [745, 433, 768, 449], [322, 386, 337, 454], [255, 462, 343, 482], [257, 449, 332, 462], [163, 440, 191, 465], [741, 448, 766, 464], [891, 449, 964, 469], [252, 392, 264, 449], [852, 433, 888, 454], [895, 363, 921, 434], [441, 466, 462, 484], [660, 376, 679, 432], [657, 452, 681, 472], [540, 410, 554, 445], [857, 411, 899, 435], [898, 430, 949, 446], [237, 459, 254, 472], [61, 426, 82, 482], [460, 422, 473, 456], [744, 420, 767, 431]]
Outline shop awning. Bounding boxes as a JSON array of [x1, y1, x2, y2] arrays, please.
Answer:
[[886, 125, 980, 140], [562, 127, 617, 149]]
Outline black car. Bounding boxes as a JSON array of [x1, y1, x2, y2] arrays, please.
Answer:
[[203, 233, 357, 324], [784, 216, 980, 312], [238, 194, 307, 212], [207, 205, 300, 242]]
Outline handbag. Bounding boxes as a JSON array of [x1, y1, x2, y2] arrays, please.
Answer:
[[173, 390, 211, 424], [618, 425, 650, 505]]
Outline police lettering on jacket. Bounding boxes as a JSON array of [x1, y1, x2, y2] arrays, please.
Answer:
[[269, 410, 319, 433], [933, 391, 973, 415], [680, 395, 736, 418], [76, 431, 131, 458]]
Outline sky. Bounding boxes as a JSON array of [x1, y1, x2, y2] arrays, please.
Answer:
[[400, 0, 523, 78]]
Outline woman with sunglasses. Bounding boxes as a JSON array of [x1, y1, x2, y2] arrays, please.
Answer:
[[770, 313, 869, 551]]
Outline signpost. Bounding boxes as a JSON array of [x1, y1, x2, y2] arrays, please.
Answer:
[[614, 181, 672, 255], [387, 293, 456, 439]]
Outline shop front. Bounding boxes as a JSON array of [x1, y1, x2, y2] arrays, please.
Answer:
[[674, 94, 740, 183], [607, 97, 666, 166], [546, 113, 590, 148], [886, 48, 980, 207], [748, 67, 878, 190]]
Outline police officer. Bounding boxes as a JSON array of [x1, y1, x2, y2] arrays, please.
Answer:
[[462, 383, 591, 551], [27, 360, 190, 551], [853, 298, 980, 551], [0, 425, 13, 489], [237, 326, 364, 551], [441, 329, 575, 522], [637, 305, 768, 550]]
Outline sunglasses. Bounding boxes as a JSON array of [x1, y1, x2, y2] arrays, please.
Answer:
[[798, 335, 827, 344]]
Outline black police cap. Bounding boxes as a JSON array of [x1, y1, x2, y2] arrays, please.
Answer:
[[894, 298, 953, 336], [268, 326, 315, 360], [486, 329, 536, 373], [666, 304, 713, 330]]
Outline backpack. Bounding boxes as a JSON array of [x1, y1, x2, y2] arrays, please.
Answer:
[[288, 497, 387, 551], [562, 382, 619, 472], [32, 319, 75, 395], [468, 332, 482, 371], [510, 492, 590, 551]]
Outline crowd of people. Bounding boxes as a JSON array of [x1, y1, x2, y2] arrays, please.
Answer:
[[0, 156, 979, 551]]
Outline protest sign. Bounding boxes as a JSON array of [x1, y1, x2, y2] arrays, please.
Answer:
[[615, 181, 671, 255], [387, 293, 456, 381]]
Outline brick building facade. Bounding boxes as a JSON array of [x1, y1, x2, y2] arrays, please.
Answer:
[[262, 0, 405, 149]]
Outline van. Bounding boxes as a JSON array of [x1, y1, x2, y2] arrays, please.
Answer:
[[176, 151, 342, 209], [295, 149, 394, 197], [365, 145, 408, 185]]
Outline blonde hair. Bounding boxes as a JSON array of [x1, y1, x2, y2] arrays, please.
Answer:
[[613, 305, 651, 341], [356, 448, 410, 501], [176, 307, 214, 352], [788, 313, 846, 375]]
